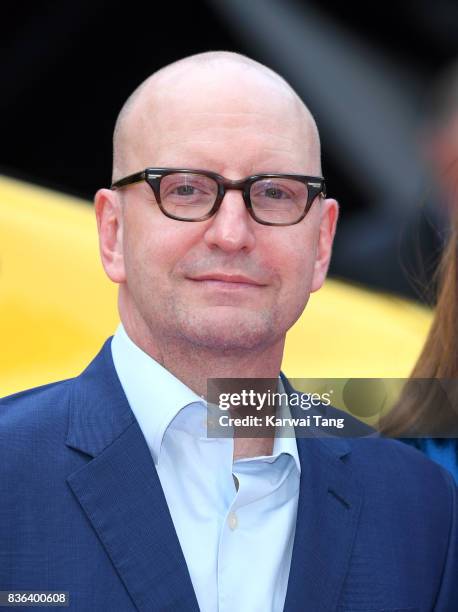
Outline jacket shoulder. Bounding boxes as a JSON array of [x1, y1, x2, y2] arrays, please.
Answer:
[[0, 378, 74, 439], [348, 435, 457, 518]]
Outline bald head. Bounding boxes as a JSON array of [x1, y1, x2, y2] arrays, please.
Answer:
[[112, 51, 321, 182]]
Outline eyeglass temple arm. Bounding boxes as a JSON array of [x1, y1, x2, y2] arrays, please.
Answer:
[[307, 179, 326, 198], [111, 171, 147, 190]]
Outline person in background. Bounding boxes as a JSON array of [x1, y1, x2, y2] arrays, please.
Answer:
[[381, 218, 458, 481], [381, 61, 458, 481]]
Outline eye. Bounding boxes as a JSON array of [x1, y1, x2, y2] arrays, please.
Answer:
[[165, 181, 208, 198], [160, 173, 218, 214], [262, 186, 291, 199], [251, 181, 295, 201], [160, 173, 216, 201], [173, 184, 199, 196]]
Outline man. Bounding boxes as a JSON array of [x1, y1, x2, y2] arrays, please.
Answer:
[[0, 52, 456, 612]]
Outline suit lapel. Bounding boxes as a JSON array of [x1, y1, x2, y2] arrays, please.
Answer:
[[65, 340, 199, 612], [283, 378, 363, 612], [64, 344, 362, 611]]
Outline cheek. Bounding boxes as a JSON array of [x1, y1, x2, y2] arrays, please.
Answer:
[[270, 232, 319, 321], [122, 211, 164, 293], [272, 231, 317, 291], [123, 211, 202, 287], [281, 257, 315, 310]]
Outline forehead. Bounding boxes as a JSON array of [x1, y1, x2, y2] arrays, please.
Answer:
[[122, 63, 320, 175]]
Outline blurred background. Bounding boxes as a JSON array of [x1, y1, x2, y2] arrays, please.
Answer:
[[1, 0, 458, 392]]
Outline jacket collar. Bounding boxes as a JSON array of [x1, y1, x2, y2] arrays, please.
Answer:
[[66, 338, 136, 457], [66, 339, 200, 611]]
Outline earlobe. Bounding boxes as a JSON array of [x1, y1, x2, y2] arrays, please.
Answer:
[[94, 188, 126, 284], [311, 198, 339, 293]]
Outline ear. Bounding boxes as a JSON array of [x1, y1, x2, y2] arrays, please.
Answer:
[[311, 198, 339, 293], [94, 188, 126, 283]]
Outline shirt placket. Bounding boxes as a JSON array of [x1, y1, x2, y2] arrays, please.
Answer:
[[216, 455, 288, 612]]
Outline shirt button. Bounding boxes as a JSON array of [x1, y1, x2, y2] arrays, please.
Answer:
[[228, 511, 238, 530]]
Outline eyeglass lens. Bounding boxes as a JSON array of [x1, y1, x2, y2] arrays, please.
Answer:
[[160, 173, 218, 219]]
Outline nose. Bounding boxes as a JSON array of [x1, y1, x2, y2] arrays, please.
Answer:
[[203, 189, 256, 253]]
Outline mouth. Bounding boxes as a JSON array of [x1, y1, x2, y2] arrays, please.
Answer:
[[187, 273, 266, 289]]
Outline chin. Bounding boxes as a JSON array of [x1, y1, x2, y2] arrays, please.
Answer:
[[176, 308, 277, 352]]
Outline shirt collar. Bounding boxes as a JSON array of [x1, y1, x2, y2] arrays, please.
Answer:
[[249, 378, 301, 474], [111, 323, 300, 473], [111, 323, 204, 464]]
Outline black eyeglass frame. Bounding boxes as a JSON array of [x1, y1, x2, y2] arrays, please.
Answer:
[[110, 168, 326, 226]]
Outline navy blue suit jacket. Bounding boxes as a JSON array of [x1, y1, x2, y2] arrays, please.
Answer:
[[1, 339, 457, 611]]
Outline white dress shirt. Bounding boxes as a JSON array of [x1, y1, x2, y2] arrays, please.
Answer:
[[111, 324, 301, 612]]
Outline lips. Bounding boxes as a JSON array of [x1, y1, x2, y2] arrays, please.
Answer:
[[188, 273, 266, 286]]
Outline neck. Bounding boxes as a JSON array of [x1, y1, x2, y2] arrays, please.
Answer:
[[119, 301, 284, 460], [121, 313, 285, 397], [119, 287, 286, 396]]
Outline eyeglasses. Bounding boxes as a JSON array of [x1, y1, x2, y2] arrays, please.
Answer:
[[111, 168, 326, 226]]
